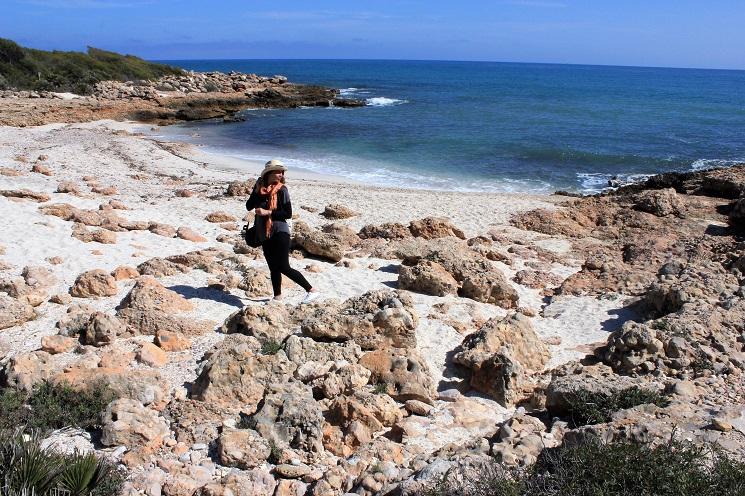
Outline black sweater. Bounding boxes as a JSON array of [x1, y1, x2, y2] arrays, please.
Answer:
[[245, 185, 292, 238]]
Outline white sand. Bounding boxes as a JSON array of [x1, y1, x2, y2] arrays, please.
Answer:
[[0, 120, 634, 455]]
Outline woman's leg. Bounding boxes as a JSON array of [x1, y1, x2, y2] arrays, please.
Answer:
[[274, 232, 313, 292], [262, 236, 283, 296]]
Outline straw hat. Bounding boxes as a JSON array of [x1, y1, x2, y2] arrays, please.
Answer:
[[260, 159, 287, 178]]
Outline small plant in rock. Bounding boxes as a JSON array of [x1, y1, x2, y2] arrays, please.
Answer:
[[564, 386, 669, 427], [373, 382, 389, 395], [260, 340, 282, 355], [267, 440, 282, 465]]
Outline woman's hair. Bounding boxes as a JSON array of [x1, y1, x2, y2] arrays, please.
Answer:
[[261, 172, 286, 187]]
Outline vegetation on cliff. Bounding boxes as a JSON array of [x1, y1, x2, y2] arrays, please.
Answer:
[[0, 38, 182, 94]]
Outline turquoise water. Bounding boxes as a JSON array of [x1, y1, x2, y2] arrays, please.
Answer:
[[156, 59, 745, 193]]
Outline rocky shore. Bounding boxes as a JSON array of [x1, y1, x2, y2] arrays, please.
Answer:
[[0, 121, 743, 496], [0, 70, 364, 127]]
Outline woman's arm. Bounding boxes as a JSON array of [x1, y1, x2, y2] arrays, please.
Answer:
[[245, 184, 262, 211], [270, 187, 292, 221]]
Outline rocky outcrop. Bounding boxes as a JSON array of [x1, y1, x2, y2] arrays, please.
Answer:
[[101, 398, 170, 449], [0, 293, 35, 329], [359, 348, 436, 404], [300, 290, 418, 350], [69, 269, 118, 298], [292, 221, 347, 262], [217, 429, 271, 469], [409, 217, 466, 240], [398, 260, 459, 296], [220, 302, 291, 344], [322, 203, 359, 219], [454, 313, 549, 405]]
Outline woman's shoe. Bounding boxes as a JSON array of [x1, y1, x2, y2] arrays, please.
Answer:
[[301, 291, 320, 304]]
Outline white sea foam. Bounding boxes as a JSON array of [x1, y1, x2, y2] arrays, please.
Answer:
[[366, 97, 407, 107], [690, 158, 744, 171]]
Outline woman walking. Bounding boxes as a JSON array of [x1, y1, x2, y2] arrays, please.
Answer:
[[246, 159, 319, 303]]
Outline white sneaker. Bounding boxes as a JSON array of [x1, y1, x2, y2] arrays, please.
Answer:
[[301, 291, 320, 304]]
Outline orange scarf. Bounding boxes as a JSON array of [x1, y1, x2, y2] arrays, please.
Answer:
[[259, 182, 283, 237]]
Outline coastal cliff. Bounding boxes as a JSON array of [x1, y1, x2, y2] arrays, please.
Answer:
[[0, 70, 364, 127]]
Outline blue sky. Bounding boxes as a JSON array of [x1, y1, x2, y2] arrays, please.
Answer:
[[3, 0, 745, 69]]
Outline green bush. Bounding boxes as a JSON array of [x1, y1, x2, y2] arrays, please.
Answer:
[[563, 387, 669, 427], [260, 340, 282, 355], [0, 381, 117, 434], [0, 430, 123, 496], [427, 439, 745, 496], [0, 38, 183, 93]]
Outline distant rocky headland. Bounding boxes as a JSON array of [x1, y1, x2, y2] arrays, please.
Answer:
[[0, 39, 363, 126]]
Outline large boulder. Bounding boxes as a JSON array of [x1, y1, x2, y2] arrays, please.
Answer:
[[409, 217, 466, 239], [191, 335, 296, 413], [101, 398, 170, 449], [137, 257, 190, 277], [52, 367, 167, 406], [453, 313, 549, 405], [398, 260, 459, 296], [0, 294, 35, 330], [326, 391, 403, 450], [249, 382, 325, 457], [217, 429, 270, 469], [69, 269, 118, 298], [226, 179, 256, 197], [291, 221, 346, 262], [237, 267, 273, 297], [322, 203, 359, 219], [358, 222, 411, 240], [359, 348, 436, 404], [2, 351, 54, 391], [117, 277, 193, 314], [300, 290, 418, 350], [220, 302, 292, 344], [82, 312, 125, 346], [634, 188, 685, 217]]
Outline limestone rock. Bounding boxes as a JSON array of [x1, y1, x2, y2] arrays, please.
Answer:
[[359, 348, 436, 404], [1, 189, 50, 202], [137, 257, 190, 277], [249, 382, 325, 456], [237, 267, 273, 297], [118, 276, 193, 314], [138, 342, 169, 367], [206, 211, 237, 223], [155, 330, 191, 352], [634, 188, 684, 217], [226, 180, 255, 197], [0, 293, 35, 330], [53, 367, 166, 405], [191, 335, 296, 412], [409, 217, 466, 239], [322, 203, 359, 219], [217, 429, 271, 469], [148, 222, 177, 238], [176, 227, 207, 242], [40, 335, 77, 354], [220, 302, 291, 344], [398, 260, 459, 296], [112, 265, 139, 281], [101, 398, 170, 449], [56, 304, 94, 337], [292, 221, 346, 262], [300, 290, 418, 350], [83, 312, 125, 346], [453, 313, 549, 405], [358, 222, 411, 240], [69, 269, 118, 298], [326, 391, 403, 449], [3, 351, 54, 391]]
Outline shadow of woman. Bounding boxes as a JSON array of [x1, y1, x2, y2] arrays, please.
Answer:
[[167, 284, 245, 309]]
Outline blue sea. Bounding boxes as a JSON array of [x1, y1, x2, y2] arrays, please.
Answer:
[[155, 59, 745, 193]]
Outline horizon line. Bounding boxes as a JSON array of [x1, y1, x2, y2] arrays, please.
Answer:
[[150, 56, 745, 73]]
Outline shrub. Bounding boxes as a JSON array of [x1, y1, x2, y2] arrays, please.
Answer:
[[563, 387, 669, 427], [260, 340, 282, 355], [0, 38, 183, 93], [426, 439, 745, 496], [0, 381, 117, 434], [0, 430, 123, 496]]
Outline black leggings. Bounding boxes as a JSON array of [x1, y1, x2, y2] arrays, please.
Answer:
[[262, 231, 312, 296]]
